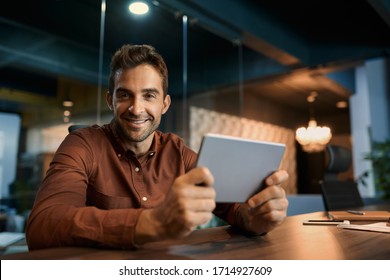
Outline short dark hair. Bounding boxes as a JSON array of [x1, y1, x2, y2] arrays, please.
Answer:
[[108, 44, 168, 96]]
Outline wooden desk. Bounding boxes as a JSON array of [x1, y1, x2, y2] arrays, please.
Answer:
[[2, 206, 390, 260]]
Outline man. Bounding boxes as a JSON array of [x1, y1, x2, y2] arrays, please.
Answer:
[[26, 44, 289, 250]]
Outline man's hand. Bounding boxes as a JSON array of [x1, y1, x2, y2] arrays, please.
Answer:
[[135, 167, 216, 245], [238, 170, 289, 235]]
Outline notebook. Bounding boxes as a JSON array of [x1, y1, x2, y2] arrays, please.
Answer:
[[196, 133, 285, 202], [328, 210, 390, 221]]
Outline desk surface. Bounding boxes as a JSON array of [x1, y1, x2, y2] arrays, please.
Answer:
[[2, 205, 390, 260]]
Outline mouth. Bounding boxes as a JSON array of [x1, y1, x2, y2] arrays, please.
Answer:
[[122, 116, 151, 128], [128, 119, 148, 124]]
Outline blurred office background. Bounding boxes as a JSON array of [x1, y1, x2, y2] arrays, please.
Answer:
[[0, 0, 389, 222]]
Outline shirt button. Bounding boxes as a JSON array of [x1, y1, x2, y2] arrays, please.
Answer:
[[135, 167, 140, 172], [118, 154, 122, 158], [142, 196, 147, 201]]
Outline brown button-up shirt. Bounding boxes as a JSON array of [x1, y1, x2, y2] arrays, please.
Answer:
[[26, 121, 237, 250]]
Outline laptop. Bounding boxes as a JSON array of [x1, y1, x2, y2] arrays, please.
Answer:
[[196, 133, 285, 202]]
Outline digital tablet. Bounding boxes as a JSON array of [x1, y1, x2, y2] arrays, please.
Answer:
[[196, 133, 286, 202]]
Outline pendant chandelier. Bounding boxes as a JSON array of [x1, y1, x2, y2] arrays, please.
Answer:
[[295, 92, 332, 153]]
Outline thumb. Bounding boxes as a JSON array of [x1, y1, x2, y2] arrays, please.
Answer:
[[187, 167, 214, 187]]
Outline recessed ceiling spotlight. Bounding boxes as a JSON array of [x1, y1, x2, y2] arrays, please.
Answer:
[[63, 110, 71, 117], [307, 95, 316, 103], [129, 2, 149, 15], [62, 100, 74, 107], [306, 91, 318, 103]]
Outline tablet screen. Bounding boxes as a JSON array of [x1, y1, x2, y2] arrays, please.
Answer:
[[196, 133, 285, 202]]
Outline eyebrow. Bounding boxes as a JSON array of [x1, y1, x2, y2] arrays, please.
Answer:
[[142, 88, 160, 94], [115, 87, 161, 94]]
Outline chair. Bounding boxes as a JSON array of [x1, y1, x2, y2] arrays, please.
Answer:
[[324, 144, 352, 181], [320, 144, 363, 211], [68, 124, 89, 133], [320, 180, 364, 211]]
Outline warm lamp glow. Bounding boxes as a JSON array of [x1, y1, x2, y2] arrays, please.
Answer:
[[336, 101, 348, 108], [129, 2, 149, 15], [296, 120, 332, 153], [63, 110, 71, 117], [62, 100, 74, 107]]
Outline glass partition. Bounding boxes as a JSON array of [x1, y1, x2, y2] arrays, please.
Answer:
[[0, 0, 299, 227], [0, 0, 103, 217]]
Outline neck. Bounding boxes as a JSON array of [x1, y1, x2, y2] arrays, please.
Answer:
[[125, 134, 154, 158], [113, 121, 155, 158]]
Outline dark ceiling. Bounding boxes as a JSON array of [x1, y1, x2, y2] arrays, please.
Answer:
[[0, 0, 390, 118]]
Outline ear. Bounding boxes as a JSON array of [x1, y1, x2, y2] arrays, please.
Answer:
[[105, 91, 113, 111], [162, 94, 171, 115]]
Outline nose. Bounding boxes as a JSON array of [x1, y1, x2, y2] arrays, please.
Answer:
[[128, 98, 144, 115]]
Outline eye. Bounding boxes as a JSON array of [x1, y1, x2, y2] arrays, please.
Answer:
[[116, 91, 130, 100], [144, 92, 157, 100]]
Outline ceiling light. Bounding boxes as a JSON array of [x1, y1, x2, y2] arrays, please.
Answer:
[[307, 95, 316, 103], [296, 92, 332, 153], [63, 110, 71, 117], [296, 120, 332, 153], [62, 100, 74, 107], [129, 2, 149, 15], [306, 91, 318, 103]]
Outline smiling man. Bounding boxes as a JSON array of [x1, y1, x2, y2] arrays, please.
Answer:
[[26, 44, 289, 250], [108, 64, 171, 152]]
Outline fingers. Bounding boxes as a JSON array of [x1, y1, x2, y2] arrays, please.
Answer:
[[241, 201, 287, 222], [185, 211, 213, 229], [171, 167, 216, 204], [239, 192, 288, 235], [243, 169, 289, 234], [177, 166, 214, 187], [174, 183, 216, 199], [248, 185, 286, 209], [238, 199, 287, 235], [247, 170, 288, 208], [154, 167, 216, 239], [253, 196, 289, 216], [184, 196, 216, 212], [265, 170, 289, 186]]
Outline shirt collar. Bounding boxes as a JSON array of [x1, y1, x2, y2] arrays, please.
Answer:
[[107, 119, 158, 158]]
